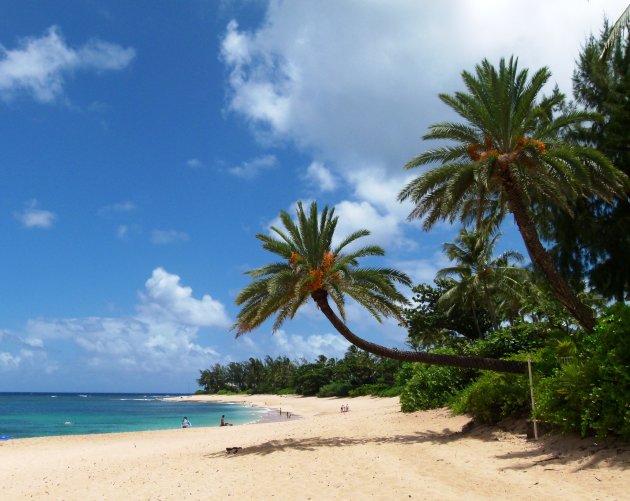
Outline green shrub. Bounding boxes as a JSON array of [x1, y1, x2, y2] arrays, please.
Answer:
[[399, 348, 477, 413], [276, 387, 297, 395], [466, 323, 551, 359], [450, 369, 530, 423], [536, 304, 630, 440], [376, 386, 403, 397], [348, 383, 401, 397], [317, 381, 352, 397]]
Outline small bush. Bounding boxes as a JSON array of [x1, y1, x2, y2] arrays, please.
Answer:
[[450, 369, 530, 423], [276, 387, 297, 395], [399, 348, 477, 413], [317, 381, 352, 397], [466, 323, 551, 359], [348, 383, 401, 397], [376, 386, 403, 397], [536, 304, 630, 440]]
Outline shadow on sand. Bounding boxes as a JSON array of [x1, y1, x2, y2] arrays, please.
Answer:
[[204, 422, 630, 471]]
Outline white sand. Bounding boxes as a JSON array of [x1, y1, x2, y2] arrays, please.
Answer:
[[1, 394, 628, 500]]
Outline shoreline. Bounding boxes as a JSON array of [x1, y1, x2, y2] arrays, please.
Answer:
[[1, 395, 628, 499]]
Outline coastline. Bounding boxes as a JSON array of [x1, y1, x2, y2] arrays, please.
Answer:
[[1, 395, 628, 500]]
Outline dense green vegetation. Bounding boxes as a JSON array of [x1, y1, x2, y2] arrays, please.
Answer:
[[197, 346, 402, 398], [200, 22, 630, 441]]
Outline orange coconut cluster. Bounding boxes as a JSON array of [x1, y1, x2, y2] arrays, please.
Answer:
[[290, 251, 302, 268], [468, 135, 546, 161], [290, 250, 339, 291]]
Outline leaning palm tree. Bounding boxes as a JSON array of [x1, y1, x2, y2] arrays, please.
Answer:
[[603, 3, 630, 56], [234, 201, 527, 373], [399, 57, 628, 331], [437, 227, 525, 334]]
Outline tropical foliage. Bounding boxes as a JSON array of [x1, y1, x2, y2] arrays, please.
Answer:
[[544, 23, 630, 301], [403, 279, 493, 350], [603, 3, 630, 55], [234, 201, 528, 373], [399, 57, 628, 330], [197, 347, 402, 398], [437, 227, 525, 333], [199, 20, 630, 441]]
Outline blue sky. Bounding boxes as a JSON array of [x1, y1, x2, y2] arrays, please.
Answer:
[[1, 0, 626, 392]]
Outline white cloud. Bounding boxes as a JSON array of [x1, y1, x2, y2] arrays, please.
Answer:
[[138, 267, 231, 328], [265, 197, 412, 252], [227, 154, 277, 179], [220, 1, 628, 238], [272, 329, 350, 360], [187, 158, 202, 168], [151, 229, 189, 245], [15, 200, 56, 229], [305, 161, 337, 192], [394, 253, 452, 286], [0, 25, 135, 103], [221, 1, 627, 172], [333, 200, 412, 250], [1, 268, 230, 375], [0, 351, 21, 370]]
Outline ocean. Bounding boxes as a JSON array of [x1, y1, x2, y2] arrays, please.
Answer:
[[0, 393, 271, 440]]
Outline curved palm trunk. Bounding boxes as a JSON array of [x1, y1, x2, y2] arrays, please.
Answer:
[[500, 173, 595, 331], [311, 290, 527, 374]]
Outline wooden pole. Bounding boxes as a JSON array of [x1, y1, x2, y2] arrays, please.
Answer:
[[528, 355, 538, 440]]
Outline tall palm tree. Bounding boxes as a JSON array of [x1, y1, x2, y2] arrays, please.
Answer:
[[437, 227, 525, 334], [234, 201, 527, 373], [603, 4, 630, 56], [399, 57, 628, 331]]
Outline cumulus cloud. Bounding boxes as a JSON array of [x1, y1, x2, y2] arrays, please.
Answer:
[[0, 25, 135, 103], [151, 229, 189, 245], [15, 200, 56, 229], [220, 1, 627, 238], [221, 1, 626, 170], [137, 267, 231, 328], [0, 351, 21, 370], [227, 154, 277, 179], [0, 268, 230, 376], [305, 161, 337, 192], [333, 200, 412, 250], [393, 253, 452, 287], [272, 330, 350, 360]]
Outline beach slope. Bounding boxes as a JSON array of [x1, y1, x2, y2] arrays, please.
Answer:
[[1, 395, 628, 500]]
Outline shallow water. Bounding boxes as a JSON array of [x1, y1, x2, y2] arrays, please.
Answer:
[[0, 393, 270, 439]]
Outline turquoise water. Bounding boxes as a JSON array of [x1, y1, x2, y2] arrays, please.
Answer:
[[0, 393, 270, 439]]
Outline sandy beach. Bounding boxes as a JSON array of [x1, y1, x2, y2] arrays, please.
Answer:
[[1, 394, 628, 500]]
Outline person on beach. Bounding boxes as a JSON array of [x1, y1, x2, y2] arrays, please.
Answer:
[[182, 417, 191, 428], [220, 415, 232, 426]]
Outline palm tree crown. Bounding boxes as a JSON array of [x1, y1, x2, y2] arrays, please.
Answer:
[[437, 227, 525, 333], [234, 201, 411, 336], [235, 201, 529, 374], [399, 57, 628, 330]]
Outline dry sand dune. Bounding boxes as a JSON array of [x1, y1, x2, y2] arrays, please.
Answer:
[[1, 394, 628, 500]]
